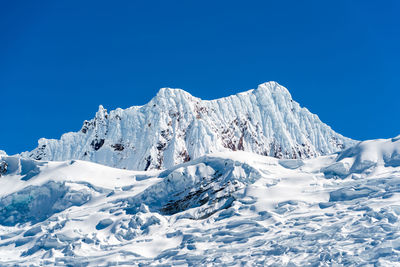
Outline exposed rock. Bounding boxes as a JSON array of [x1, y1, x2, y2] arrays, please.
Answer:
[[91, 139, 105, 151], [111, 144, 124, 151], [0, 161, 7, 177]]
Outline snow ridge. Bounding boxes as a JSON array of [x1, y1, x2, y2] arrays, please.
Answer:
[[23, 82, 356, 170]]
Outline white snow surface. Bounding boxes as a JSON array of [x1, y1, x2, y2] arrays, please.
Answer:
[[1, 136, 400, 266], [22, 82, 356, 171]]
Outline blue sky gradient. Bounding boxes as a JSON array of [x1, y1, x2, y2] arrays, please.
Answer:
[[1, 0, 399, 154]]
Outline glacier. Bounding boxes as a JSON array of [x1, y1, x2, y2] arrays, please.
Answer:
[[3, 82, 399, 266], [22, 82, 356, 171], [1, 136, 400, 266]]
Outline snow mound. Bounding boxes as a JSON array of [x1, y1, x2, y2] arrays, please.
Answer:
[[318, 137, 400, 178], [338, 137, 400, 173], [23, 82, 356, 170]]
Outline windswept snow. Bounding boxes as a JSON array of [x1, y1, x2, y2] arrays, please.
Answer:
[[1, 137, 400, 266], [23, 82, 356, 171]]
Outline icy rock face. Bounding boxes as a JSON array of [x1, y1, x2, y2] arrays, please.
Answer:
[[122, 155, 261, 219], [0, 161, 7, 177], [0, 152, 8, 176], [0, 156, 44, 180], [23, 82, 356, 170]]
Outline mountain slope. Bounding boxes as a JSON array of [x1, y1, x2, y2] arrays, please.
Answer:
[[23, 82, 356, 170], [1, 136, 399, 266]]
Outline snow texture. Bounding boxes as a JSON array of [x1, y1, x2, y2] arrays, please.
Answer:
[[22, 82, 356, 170], [1, 136, 400, 266]]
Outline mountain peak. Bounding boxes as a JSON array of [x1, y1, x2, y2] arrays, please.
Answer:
[[255, 81, 292, 99], [95, 105, 108, 120], [154, 87, 195, 100], [23, 82, 357, 170]]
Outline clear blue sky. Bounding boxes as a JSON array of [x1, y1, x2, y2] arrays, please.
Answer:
[[1, 1, 399, 155]]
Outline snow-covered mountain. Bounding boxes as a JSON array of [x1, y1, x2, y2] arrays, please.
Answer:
[[23, 82, 356, 171], [1, 80, 398, 265], [1, 136, 399, 266]]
